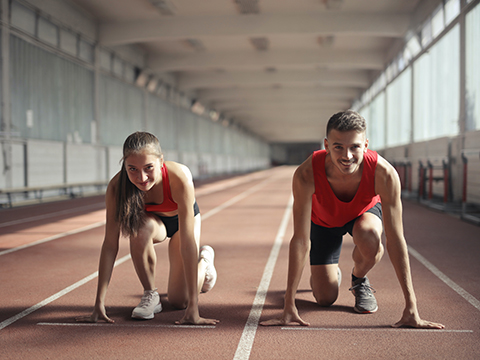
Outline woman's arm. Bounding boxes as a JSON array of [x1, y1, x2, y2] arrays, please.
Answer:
[[76, 176, 121, 323], [170, 163, 218, 325]]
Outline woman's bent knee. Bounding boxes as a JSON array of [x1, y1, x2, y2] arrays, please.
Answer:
[[168, 295, 188, 310]]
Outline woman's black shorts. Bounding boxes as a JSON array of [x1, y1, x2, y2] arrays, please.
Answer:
[[155, 202, 200, 238]]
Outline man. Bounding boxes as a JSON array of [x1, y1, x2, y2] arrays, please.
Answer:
[[261, 110, 444, 329]]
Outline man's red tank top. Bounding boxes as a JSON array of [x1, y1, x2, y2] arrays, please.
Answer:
[[144, 164, 178, 213], [311, 149, 381, 228]]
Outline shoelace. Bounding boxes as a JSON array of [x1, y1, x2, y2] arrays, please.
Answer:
[[138, 292, 156, 308], [348, 283, 376, 295]]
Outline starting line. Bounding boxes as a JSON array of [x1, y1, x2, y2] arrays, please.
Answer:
[[37, 322, 216, 329], [281, 327, 473, 333]]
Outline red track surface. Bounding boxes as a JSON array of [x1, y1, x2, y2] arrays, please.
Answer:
[[1, 166, 479, 359]]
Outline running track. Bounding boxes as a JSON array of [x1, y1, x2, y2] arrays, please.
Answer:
[[1, 166, 479, 359]]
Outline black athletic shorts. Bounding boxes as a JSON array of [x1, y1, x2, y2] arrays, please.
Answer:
[[155, 202, 200, 238], [309, 202, 382, 266]]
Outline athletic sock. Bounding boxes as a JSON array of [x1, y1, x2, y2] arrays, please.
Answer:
[[352, 274, 361, 282]]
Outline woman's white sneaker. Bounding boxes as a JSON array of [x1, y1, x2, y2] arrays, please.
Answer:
[[131, 289, 162, 319], [199, 245, 217, 293]]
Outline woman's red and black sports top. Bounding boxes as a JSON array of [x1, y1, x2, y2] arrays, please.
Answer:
[[311, 149, 381, 228], [144, 164, 178, 213]]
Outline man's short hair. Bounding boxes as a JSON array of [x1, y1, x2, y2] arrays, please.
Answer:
[[326, 110, 366, 137]]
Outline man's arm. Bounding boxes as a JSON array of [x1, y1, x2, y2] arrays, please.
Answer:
[[261, 156, 315, 326], [376, 156, 444, 329]]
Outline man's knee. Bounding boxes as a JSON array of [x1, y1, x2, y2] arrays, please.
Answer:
[[313, 291, 338, 307], [310, 271, 339, 307]]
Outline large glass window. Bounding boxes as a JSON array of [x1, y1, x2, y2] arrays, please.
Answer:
[[466, 3, 480, 130], [414, 24, 460, 141], [386, 67, 412, 147], [367, 92, 385, 150]]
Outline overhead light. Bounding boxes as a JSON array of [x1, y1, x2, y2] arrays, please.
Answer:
[[184, 39, 205, 52], [320, 0, 344, 10], [191, 100, 205, 115], [148, 0, 176, 15], [209, 110, 219, 121], [135, 70, 149, 87], [317, 36, 335, 48], [250, 37, 269, 51], [234, 0, 260, 14], [147, 78, 158, 93]]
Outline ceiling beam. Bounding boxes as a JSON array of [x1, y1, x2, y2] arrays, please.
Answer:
[[177, 69, 370, 90], [212, 99, 351, 112], [99, 13, 409, 46], [148, 49, 384, 72], [197, 87, 360, 102]]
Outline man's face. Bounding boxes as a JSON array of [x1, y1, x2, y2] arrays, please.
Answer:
[[324, 129, 369, 176]]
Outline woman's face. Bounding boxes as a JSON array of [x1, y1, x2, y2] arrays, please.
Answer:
[[124, 150, 162, 191]]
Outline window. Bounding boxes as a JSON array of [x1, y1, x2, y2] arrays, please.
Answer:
[[414, 25, 460, 141], [11, 1, 36, 36], [38, 17, 58, 46], [431, 5, 445, 38], [445, 0, 460, 25], [78, 39, 94, 63], [60, 28, 77, 56], [466, 3, 480, 130], [386, 68, 412, 147]]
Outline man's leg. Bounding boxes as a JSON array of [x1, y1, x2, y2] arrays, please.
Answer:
[[351, 212, 384, 278], [310, 264, 341, 306], [309, 221, 343, 307], [350, 212, 383, 313]]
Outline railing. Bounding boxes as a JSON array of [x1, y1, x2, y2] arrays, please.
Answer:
[[461, 149, 480, 225], [392, 158, 412, 192], [418, 156, 450, 204], [0, 181, 108, 208]]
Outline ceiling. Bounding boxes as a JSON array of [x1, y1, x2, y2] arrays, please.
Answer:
[[68, 0, 428, 144]]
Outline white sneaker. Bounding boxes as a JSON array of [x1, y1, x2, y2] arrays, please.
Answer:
[[131, 289, 162, 320], [199, 245, 217, 293]]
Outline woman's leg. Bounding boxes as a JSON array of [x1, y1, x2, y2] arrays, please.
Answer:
[[129, 215, 167, 319], [129, 214, 167, 291]]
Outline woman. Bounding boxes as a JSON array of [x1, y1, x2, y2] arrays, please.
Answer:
[[77, 131, 218, 325]]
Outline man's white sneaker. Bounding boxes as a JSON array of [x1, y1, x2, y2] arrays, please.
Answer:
[[199, 245, 217, 293], [131, 289, 162, 320]]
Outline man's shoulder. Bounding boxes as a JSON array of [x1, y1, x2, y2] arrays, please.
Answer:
[[294, 155, 314, 183]]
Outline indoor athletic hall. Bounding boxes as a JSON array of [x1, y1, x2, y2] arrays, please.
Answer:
[[1, 0, 479, 359]]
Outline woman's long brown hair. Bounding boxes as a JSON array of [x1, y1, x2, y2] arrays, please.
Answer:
[[116, 132, 162, 237]]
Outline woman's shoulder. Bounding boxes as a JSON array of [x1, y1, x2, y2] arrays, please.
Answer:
[[164, 161, 194, 195], [105, 172, 120, 199], [165, 161, 192, 181]]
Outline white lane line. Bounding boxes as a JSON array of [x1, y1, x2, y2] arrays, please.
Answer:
[[281, 327, 473, 333], [408, 246, 480, 312], [201, 175, 276, 221], [233, 195, 293, 360], [37, 322, 215, 329], [195, 168, 277, 197], [0, 255, 131, 331], [0, 221, 106, 257]]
